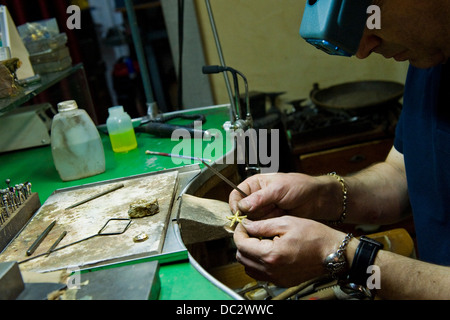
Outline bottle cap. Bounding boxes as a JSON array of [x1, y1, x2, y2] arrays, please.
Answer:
[[108, 106, 124, 114], [57, 100, 78, 112]]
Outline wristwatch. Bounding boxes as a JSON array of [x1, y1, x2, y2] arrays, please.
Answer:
[[340, 236, 384, 299], [347, 236, 384, 285]]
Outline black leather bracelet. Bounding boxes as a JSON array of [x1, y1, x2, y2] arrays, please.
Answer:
[[347, 236, 383, 286]]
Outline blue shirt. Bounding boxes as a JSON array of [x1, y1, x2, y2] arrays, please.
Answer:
[[394, 63, 450, 265]]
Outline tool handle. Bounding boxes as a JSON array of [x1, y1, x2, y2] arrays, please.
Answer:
[[50, 234, 98, 253], [135, 122, 206, 138], [200, 159, 249, 198], [202, 65, 228, 74], [65, 183, 124, 210], [160, 113, 206, 124], [26, 220, 56, 256], [45, 231, 67, 257]]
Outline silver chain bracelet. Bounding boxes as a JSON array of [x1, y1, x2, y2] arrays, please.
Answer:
[[324, 233, 354, 279]]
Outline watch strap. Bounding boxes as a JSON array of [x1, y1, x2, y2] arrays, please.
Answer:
[[347, 236, 383, 286]]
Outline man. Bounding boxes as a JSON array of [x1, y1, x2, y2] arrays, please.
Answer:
[[229, 0, 450, 299]]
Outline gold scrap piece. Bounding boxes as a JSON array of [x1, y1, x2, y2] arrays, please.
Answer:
[[226, 210, 247, 228], [133, 233, 149, 242], [128, 199, 159, 218]]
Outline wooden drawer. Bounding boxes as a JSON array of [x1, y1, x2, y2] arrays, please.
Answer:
[[297, 139, 393, 176]]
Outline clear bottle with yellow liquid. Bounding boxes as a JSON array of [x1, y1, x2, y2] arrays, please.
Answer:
[[106, 106, 138, 153]]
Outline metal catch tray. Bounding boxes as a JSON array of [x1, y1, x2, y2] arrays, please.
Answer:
[[0, 170, 179, 273]]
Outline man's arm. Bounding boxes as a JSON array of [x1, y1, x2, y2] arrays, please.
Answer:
[[235, 217, 450, 300], [230, 146, 411, 226], [319, 146, 411, 225], [343, 238, 450, 299]]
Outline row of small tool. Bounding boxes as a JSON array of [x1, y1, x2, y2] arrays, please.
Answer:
[[1, 179, 32, 225]]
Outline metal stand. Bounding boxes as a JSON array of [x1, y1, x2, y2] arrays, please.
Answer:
[[203, 1, 260, 176], [124, 0, 158, 116], [204, 0, 236, 120]]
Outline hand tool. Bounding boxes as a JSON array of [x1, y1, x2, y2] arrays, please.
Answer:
[[19, 218, 131, 264], [146, 150, 211, 163], [45, 231, 67, 257], [26, 220, 56, 256], [0, 191, 9, 220], [135, 113, 214, 139], [136, 122, 214, 139], [0, 180, 33, 227], [198, 159, 248, 198], [16, 184, 25, 203], [202, 65, 260, 177], [58, 219, 130, 251], [65, 183, 124, 210]]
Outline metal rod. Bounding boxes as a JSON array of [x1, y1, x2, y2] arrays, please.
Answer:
[[204, 0, 236, 120], [199, 159, 248, 198], [146, 150, 211, 163], [45, 231, 67, 257], [65, 183, 125, 210], [19, 234, 96, 265], [26, 220, 56, 256], [19, 219, 131, 264]]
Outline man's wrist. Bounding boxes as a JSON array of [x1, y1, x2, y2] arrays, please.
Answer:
[[315, 175, 345, 221], [339, 236, 384, 299], [343, 237, 359, 267], [347, 236, 384, 284], [326, 172, 348, 225], [323, 233, 354, 279], [321, 234, 359, 280]]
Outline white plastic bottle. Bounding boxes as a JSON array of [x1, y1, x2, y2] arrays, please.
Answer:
[[51, 100, 105, 181], [106, 106, 137, 153]]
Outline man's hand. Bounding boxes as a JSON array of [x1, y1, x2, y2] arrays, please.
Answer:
[[229, 172, 341, 221], [234, 216, 347, 287]]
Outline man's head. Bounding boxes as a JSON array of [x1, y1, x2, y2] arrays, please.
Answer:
[[356, 0, 450, 68]]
